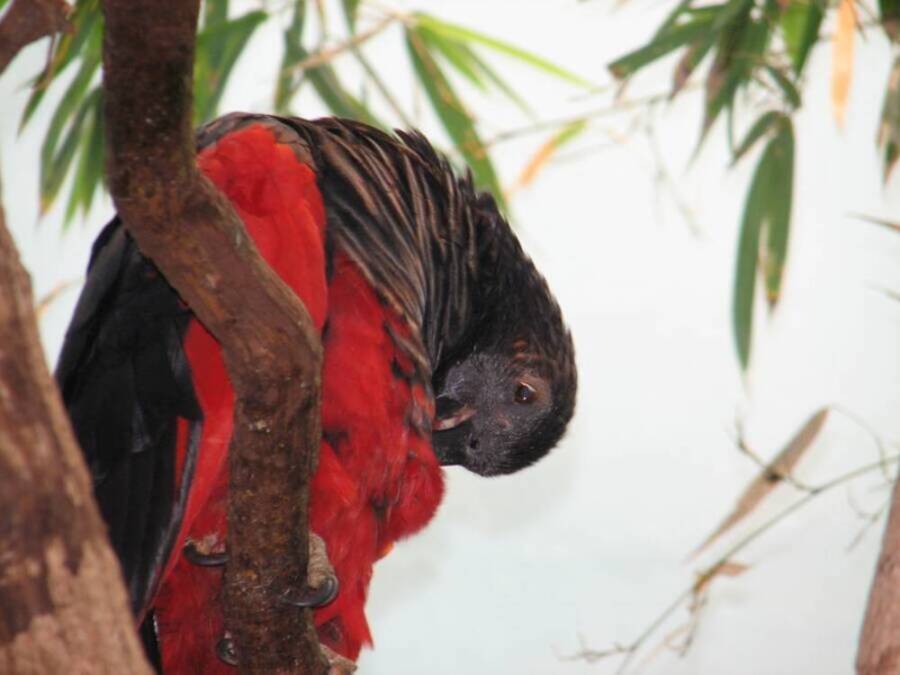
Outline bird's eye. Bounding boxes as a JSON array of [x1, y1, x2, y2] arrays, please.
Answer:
[[514, 382, 536, 404]]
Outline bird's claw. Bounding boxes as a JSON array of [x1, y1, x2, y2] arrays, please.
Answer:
[[183, 540, 228, 567], [280, 574, 339, 608], [216, 633, 239, 666]]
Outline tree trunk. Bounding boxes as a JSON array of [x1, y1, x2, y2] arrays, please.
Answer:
[[101, 1, 325, 672], [857, 474, 900, 674], [0, 1, 152, 672], [0, 181, 153, 675]]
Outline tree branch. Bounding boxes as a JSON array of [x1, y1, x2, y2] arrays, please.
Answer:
[[101, 1, 325, 672], [857, 474, 900, 674], [0, 2, 151, 671], [0, 0, 69, 74]]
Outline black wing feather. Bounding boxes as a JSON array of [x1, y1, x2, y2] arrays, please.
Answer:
[[55, 217, 201, 614]]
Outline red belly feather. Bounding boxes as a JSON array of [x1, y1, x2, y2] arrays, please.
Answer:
[[152, 123, 443, 672]]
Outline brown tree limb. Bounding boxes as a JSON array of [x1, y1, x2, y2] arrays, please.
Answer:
[[101, 0, 326, 672], [0, 166, 152, 675], [857, 475, 900, 675], [0, 2, 151, 671], [0, 0, 69, 74]]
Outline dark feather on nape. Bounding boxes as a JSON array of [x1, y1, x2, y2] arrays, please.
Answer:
[[55, 218, 201, 615]]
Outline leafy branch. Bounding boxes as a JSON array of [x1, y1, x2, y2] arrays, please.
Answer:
[[15, 0, 590, 225], [604, 0, 900, 370]]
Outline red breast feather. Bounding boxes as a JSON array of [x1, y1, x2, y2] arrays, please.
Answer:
[[153, 122, 443, 671]]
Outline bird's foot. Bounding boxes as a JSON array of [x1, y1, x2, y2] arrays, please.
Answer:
[[184, 533, 337, 608], [183, 535, 228, 566], [281, 532, 339, 608]]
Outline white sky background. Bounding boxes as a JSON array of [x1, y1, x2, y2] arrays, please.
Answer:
[[3, 1, 900, 673]]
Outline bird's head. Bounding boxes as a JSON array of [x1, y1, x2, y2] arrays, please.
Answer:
[[430, 192, 576, 477]]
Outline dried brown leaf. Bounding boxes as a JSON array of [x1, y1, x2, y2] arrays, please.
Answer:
[[695, 560, 749, 592], [506, 120, 586, 196], [831, 0, 857, 127], [691, 409, 829, 556]]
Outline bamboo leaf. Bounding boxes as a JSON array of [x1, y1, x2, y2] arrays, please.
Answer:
[[40, 89, 97, 213], [762, 120, 794, 308], [305, 57, 382, 126], [39, 45, 101, 199], [418, 26, 488, 90], [831, 0, 857, 128], [733, 139, 771, 368], [406, 27, 505, 210], [341, 0, 360, 31], [765, 64, 802, 109], [877, 56, 900, 179], [671, 33, 716, 96], [652, 0, 694, 40], [415, 13, 591, 88], [781, 0, 824, 74], [692, 409, 828, 555], [731, 110, 783, 165], [418, 25, 532, 114], [701, 17, 768, 142], [65, 90, 104, 226], [275, 1, 307, 113], [194, 10, 268, 124], [21, 1, 101, 132], [609, 17, 714, 80]]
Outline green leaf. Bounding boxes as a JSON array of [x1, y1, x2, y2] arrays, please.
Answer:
[[765, 64, 802, 109], [762, 120, 794, 308], [202, 0, 231, 66], [65, 90, 105, 226], [341, 0, 360, 31], [405, 27, 505, 210], [878, 55, 900, 179], [275, 1, 307, 113], [671, 32, 716, 96], [415, 13, 590, 88], [652, 0, 694, 40], [733, 147, 769, 369], [417, 25, 531, 114], [609, 17, 714, 80], [40, 89, 98, 213], [418, 26, 488, 90], [304, 54, 382, 126], [701, 17, 768, 141], [732, 111, 784, 164], [22, 7, 101, 132], [781, 0, 824, 74], [732, 121, 795, 368], [39, 41, 101, 189], [194, 10, 268, 124]]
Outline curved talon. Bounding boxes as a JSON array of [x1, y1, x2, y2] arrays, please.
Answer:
[[281, 575, 339, 609], [183, 541, 228, 567], [216, 634, 238, 666]]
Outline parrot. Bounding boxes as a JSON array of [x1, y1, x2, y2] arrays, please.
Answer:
[[56, 113, 577, 672]]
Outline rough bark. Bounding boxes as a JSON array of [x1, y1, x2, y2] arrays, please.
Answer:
[[0, 2, 152, 672], [0, 172, 152, 675], [857, 475, 900, 674], [0, 0, 69, 73], [101, 1, 326, 673]]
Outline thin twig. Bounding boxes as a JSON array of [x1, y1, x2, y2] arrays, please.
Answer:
[[285, 14, 396, 75], [569, 454, 900, 673], [484, 88, 696, 147], [351, 45, 414, 128]]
